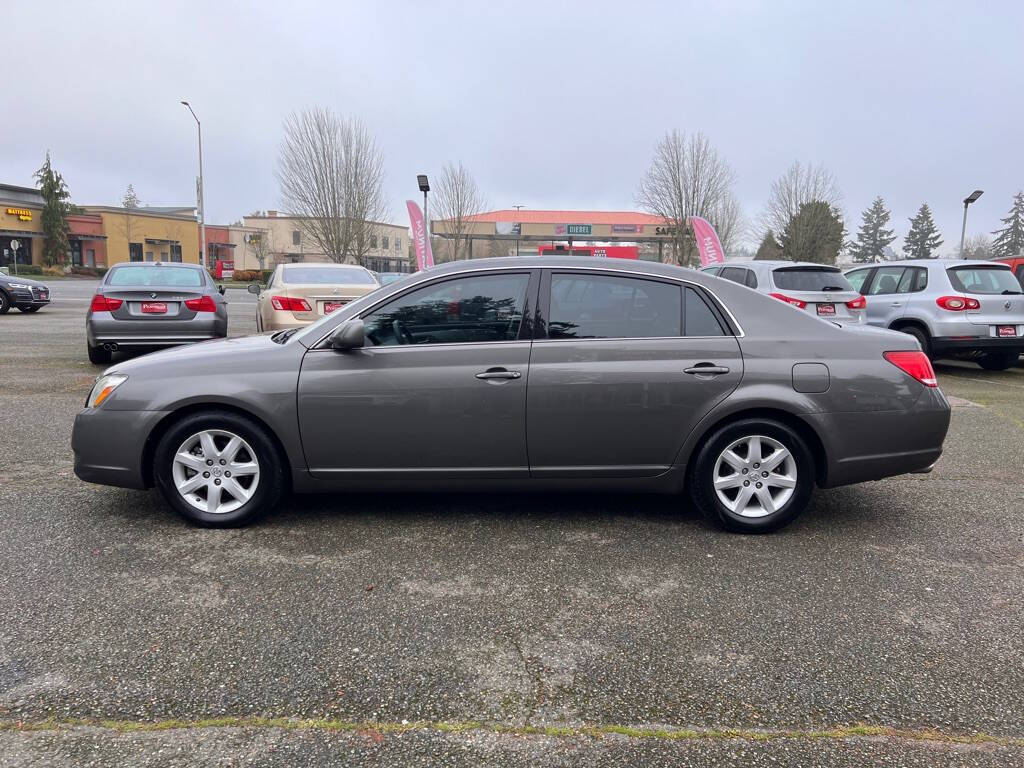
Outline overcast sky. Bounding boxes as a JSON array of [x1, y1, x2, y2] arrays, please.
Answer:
[[5, 1, 1023, 250]]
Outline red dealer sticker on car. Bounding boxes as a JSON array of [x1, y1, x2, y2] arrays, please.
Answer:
[[324, 301, 345, 314], [141, 302, 167, 314], [816, 303, 836, 316], [997, 325, 1016, 337]]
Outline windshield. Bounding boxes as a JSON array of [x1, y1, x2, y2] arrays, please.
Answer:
[[772, 267, 854, 292], [282, 266, 377, 285], [106, 266, 205, 288], [947, 266, 1021, 294]]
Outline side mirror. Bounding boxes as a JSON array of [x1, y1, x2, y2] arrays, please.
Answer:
[[217, 285, 226, 295], [328, 319, 365, 351], [247, 282, 262, 295]]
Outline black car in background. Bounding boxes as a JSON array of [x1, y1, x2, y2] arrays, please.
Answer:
[[0, 272, 51, 314]]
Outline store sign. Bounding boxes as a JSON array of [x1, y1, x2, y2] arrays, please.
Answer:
[[611, 224, 642, 233], [6, 207, 33, 222], [495, 221, 521, 236], [566, 224, 591, 236], [655, 226, 679, 236]]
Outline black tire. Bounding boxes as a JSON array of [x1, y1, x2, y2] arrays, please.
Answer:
[[17, 306, 41, 313], [152, 409, 285, 527], [688, 418, 815, 534], [87, 344, 112, 365], [898, 324, 931, 359], [978, 352, 1018, 371], [0, 291, 10, 314]]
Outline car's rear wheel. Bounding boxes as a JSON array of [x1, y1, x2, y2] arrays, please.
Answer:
[[689, 418, 815, 533], [0, 291, 10, 314], [897, 324, 931, 359], [153, 410, 285, 527], [978, 352, 1019, 371], [87, 343, 111, 365]]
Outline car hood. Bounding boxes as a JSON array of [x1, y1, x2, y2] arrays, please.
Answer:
[[1, 275, 48, 289], [108, 333, 286, 376]]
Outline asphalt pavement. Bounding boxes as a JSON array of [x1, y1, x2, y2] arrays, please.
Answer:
[[1, 278, 1022, 766]]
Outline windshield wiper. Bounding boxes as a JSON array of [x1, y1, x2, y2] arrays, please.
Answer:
[[821, 286, 844, 291], [1001, 289, 1022, 295]]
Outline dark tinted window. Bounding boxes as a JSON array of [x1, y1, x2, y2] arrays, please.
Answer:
[[684, 287, 726, 336], [745, 270, 758, 288], [845, 268, 872, 292], [548, 273, 681, 339], [866, 266, 905, 295], [364, 273, 529, 346], [947, 266, 1021, 294], [720, 267, 746, 284], [911, 267, 928, 292], [106, 265, 204, 287], [772, 267, 854, 292], [1015, 265, 1024, 288]]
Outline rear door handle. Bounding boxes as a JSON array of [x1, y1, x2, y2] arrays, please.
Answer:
[[475, 368, 522, 381], [684, 364, 730, 376]]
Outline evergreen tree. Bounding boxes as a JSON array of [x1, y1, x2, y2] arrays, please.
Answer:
[[754, 230, 782, 260], [33, 151, 73, 267], [848, 196, 896, 263], [902, 203, 943, 259], [779, 201, 845, 264], [991, 191, 1024, 258], [122, 184, 141, 209]]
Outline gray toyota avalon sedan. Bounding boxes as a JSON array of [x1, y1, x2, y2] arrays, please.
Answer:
[[72, 256, 950, 533]]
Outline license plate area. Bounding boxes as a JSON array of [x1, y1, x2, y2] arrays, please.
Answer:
[[324, 301, 345, 314], [996, 325, 1017, 337], [141, 302, 168, 314], [816, 303, 836, 316]]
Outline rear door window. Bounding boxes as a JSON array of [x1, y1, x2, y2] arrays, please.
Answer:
[[772, 267, 855, 292], [845, 268, 873, 293], [866, 266, 906, 295], [106, 266, 204, 287], [947, 266, 1022, 294], [548, 273, 681, 339], [719, 267, 746, 285]]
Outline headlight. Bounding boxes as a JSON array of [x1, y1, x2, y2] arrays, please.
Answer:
[[86, 374, 128, 408], [7, 282, 32, 289]]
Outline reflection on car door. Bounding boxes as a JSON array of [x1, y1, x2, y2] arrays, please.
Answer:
[[296, 270, 537, 479], [527, 272, 743, 478]]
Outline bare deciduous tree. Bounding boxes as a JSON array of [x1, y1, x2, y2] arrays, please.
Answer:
[[246, 227, 273, 272], [276, 108, 387, 266], [433, 162, 486, 262], [760, 161, 843, 243], [636, 130, 740, 265]]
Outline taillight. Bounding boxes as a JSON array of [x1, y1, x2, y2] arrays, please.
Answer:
[[883, 350, 937, 387], [769, 293, 807, 309], [270, 295, 312, 312], [845, 295, 866, 310], [184, 295, 217, 312], [89, 294, 123, 312], [936, 295, 980, 311]]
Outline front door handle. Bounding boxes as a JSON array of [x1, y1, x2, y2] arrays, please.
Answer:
[[684, 364, 730, 376], [475, 368, 522, 381]]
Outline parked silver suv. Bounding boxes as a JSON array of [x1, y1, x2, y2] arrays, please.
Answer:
[[844, 259, 1024, 370], [702, 261, 866, 324]]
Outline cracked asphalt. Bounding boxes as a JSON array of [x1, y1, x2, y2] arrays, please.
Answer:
[[1, 278, 1022, 766]]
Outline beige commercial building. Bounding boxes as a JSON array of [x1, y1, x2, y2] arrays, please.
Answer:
[[240, 212, 411, 273]]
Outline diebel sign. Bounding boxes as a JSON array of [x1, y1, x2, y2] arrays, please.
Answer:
[[566, 224, 591, 236]]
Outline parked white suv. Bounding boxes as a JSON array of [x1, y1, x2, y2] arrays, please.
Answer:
[[844, 259, 1024, 370], [702, 261, 867, 324]]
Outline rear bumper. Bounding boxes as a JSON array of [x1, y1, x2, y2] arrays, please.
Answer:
[[87, 313, 227, 346], [807, 387, 951, 488], [931, 336, 1024, 356], [72, 408, 169, 489]]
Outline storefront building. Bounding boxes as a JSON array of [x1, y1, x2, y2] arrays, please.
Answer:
[[83, 206, 200, 266], [1, 184, 43, 269]]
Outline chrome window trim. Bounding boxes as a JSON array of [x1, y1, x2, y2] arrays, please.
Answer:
[[311, 264, 745, 348]]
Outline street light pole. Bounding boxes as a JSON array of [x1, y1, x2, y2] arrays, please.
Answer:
[[959, 189, 984, 257], [513, 204, 524, 258], [417, 175, 430, 269], [181, 101, 206, 269]]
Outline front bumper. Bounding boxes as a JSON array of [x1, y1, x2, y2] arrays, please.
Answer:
[[72, 408, 169, 489], [6, 285, 50, 307]]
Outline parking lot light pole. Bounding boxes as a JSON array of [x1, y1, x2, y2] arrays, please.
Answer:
[[417, 175, 430, 267], [181, 101, 206, 269], [959, 189, 984, 257]]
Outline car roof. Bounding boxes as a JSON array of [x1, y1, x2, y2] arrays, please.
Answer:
[[281, 263, 370, 269], [849, 259, 1011, 268], [705, 260, 841, 270], [110, 261, 204, 269]]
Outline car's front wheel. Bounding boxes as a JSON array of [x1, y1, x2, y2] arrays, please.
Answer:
[[689, 419, 815, 533], [153, 410, 286, 527], [978, 352, 1019, 371], [0, 292, 10, 314]]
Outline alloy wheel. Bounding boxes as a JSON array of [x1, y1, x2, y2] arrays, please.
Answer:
[[171, 429, 261, 515], [712, 435, 797, 518]]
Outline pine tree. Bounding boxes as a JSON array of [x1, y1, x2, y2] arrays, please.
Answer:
[[754, 230, 782, 260], [779, 201, 845, 264], [848, 196, 896, 263], [122, 184, 141, 209], [33, 151, 73, 267], [902, 203, 943, 259], [991, 191, 1024, 258]]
